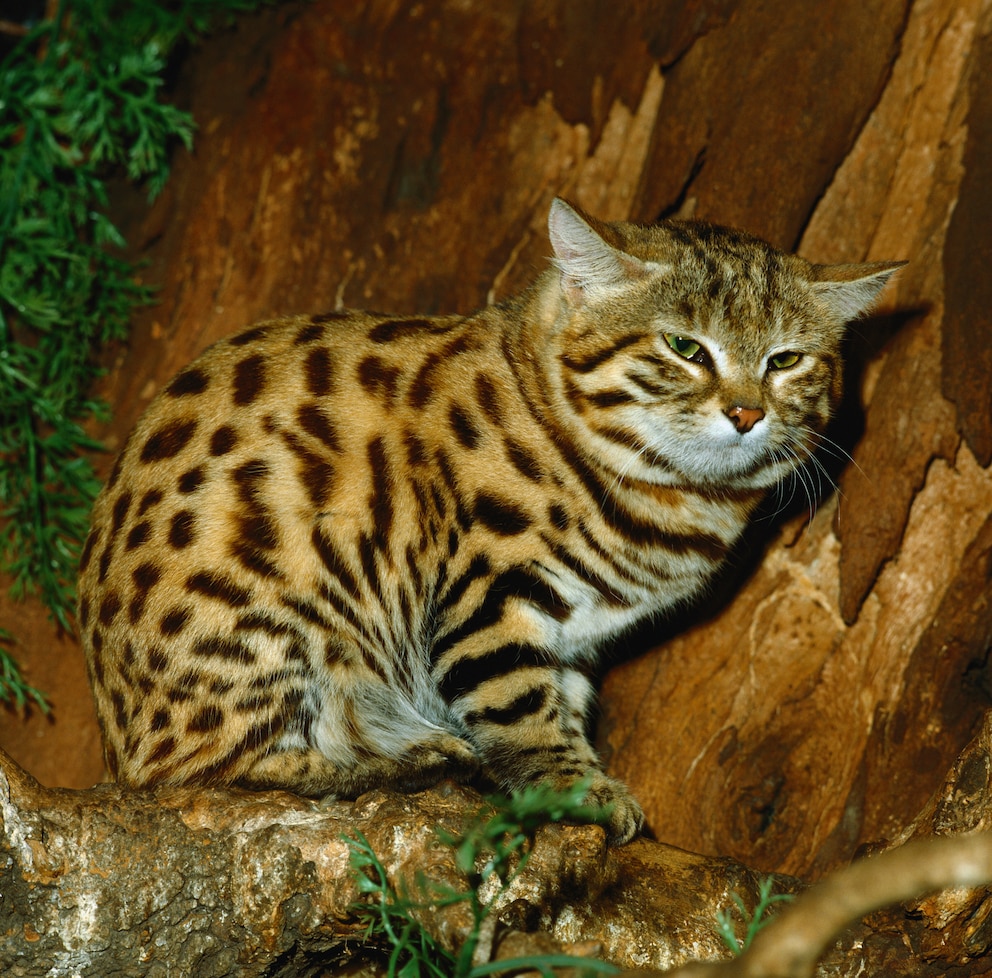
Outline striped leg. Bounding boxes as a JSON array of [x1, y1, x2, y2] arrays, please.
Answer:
[[442, 651, 644, 843]]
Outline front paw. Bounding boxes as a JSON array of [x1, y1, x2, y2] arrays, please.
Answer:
[[531, 770, 644, 844], [576, 772, 645, 845]]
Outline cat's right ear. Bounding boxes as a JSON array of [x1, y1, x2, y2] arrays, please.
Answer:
[[548, 198, 654, 304], [808, 260, 907, 323]]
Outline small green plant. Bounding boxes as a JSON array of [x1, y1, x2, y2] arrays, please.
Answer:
[[0, 0, 272, 706], [715, 875, 794, 955], [0, 628, 48, 713], [346, 780, 621, 977]]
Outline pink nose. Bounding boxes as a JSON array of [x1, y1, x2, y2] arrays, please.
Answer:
[[726, 405, 765, 433]]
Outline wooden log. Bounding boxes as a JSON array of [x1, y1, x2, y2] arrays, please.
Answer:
[[5, 714, 992, 977]]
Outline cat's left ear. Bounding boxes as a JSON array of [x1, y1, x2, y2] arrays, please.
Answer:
[[808, 260, 907, 323], [548, 198, 655, 303]]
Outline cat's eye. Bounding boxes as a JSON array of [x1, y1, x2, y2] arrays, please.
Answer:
[[769, 351, 802, 370], [664, 334, 705, 363]]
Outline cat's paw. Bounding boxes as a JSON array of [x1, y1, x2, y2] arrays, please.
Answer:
[[399, 733, 481, 791], [570, 772, 645, 845], [428, 732, 483, 778]]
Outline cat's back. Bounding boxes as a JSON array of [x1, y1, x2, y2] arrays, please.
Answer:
[[79, 305, 498, 613], [77, 307, 503, 772]]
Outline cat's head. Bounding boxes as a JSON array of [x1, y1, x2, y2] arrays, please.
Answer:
[[545, 198, 904, 491]]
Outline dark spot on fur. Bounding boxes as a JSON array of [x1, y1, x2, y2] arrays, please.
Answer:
[[111, 492, 132, 537], [110, 689, 127, 731], [549, 502, 570, 530], [405, 432, 427, 466], [210, 425, 238, 456], [234, 611, 293, 636], [186, 571, 251, 607], [192, 636, 257, 664], [298, 403, 341, 452], [160, 607, 193, 636], [129, 563, 162, 623], [125, 521, 152, 551], [187, 704, 224, 733], [234, 693, 273, 712], [474, 373, 504, 424], [99, 591, 121, 626], [150, 709, 171, 732], [449, 404, 481, 449], [106, 450, 125, 490], [168, 510, 196, 549], [408, 351, 441, 408], [98, 548, 112, 583], [304, 346, 334, 397], [312, 526, 360, 597], [233, 354, 266, 406], [368, 318, 445, 343], [148, 647, 168, 672], [310, 310, 351, 324], [237, 510, 279, 551], [229, 325, 269, 346], [231, 542, 282, 579], [79, 528, 99, 573], [368, 437, 393, 550], [140, 419, 198, 463], [178, 467, 205, 493], [137, 489, 164, 516], [232, 459, 268, 497], [148, 735, 177, 763], [505, 439, 543, 482], [294, 322, 327, 344], [165, 368, 210, 397], [357, 355, 401, 402], [474, 492, 532, 535], [132, 563, 162, 594]]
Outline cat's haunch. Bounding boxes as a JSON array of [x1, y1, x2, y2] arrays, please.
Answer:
[[79, 199, 902, 843]]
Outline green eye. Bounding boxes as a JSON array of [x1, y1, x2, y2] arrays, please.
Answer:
[[665, 334, 703, 361], [769, 351, 801, 370]]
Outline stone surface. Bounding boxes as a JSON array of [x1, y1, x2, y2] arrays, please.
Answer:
[[943, 20, 992, 467], [635, 0, 909, 245], [892, 712, 992, 966]]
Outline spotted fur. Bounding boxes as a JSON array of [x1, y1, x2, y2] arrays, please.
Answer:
[[78, 199, 901, 842]]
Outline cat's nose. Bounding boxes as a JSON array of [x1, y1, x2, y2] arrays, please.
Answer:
[[726, 405, 764, 433]]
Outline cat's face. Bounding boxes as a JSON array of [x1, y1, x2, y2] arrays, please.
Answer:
[[546, 200, 902, 491]]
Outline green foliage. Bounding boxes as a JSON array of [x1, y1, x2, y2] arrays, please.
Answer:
[[0, 628, 48, 712], [715, 875, 794, 955], [0, 0, 272, 703], [345, 780, 620, 978]]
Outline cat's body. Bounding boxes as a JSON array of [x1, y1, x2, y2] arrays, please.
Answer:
[[78, 200, 900, 842]]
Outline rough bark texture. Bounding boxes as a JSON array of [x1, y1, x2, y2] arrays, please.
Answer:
[[3, 720, 992, 978], [2, 0, 992, 970]]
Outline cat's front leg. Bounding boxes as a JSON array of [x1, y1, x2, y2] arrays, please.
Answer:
[[442, 657, 644, 844]]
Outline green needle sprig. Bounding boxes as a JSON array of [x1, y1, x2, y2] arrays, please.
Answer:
[[0, 0, 272, 708]]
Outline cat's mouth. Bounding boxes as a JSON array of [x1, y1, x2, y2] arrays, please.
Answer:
[[667, 429, 801, 488]]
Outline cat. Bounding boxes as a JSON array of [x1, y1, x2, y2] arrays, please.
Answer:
[[77, 198, 902, 843]]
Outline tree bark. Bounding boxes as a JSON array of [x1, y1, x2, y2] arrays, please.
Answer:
[[4, 715, 992, 977], [2, 0, 992, 970]]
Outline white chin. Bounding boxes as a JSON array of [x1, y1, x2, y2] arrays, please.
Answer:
[[678, 449, 786, 488]]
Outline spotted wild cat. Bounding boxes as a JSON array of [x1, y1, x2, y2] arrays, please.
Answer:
[[78, 199, 901, 843]]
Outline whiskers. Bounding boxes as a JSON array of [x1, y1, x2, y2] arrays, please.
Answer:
[[763, 426, 868, 523], [608, 435, 653, 494]]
